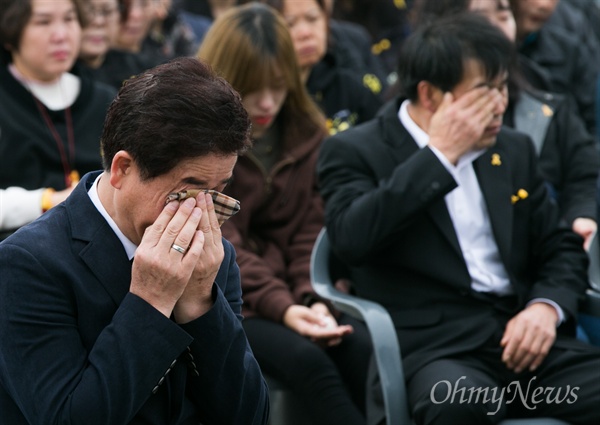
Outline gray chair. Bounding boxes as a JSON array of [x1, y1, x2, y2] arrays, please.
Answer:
[[264, 374, 310, 425], [582, 230, 600, 315], [310, 227, 409, 424], [309, 227, 599, 425]]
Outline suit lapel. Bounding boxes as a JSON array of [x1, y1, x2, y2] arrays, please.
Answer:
[[473, 145, 513, 266], [381, 99, 463, 257], [380, 99, 420, 165], [426, 199, 464, 258], [67, 172, 132, 306]]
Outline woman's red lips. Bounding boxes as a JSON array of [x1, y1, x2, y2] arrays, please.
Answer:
[[298, 46, 317, 57], [254, 116, 272, 126]]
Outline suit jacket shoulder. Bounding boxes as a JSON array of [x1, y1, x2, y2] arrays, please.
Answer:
[[0, 171, 268, 425]]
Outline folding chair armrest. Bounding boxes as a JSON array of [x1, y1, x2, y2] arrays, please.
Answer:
[[310, 228, 411, 425], [581, 288, 600, 317]]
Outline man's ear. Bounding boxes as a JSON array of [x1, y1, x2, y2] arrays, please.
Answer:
[[109, 151, 134, 189], [416, 81, 444, 113]]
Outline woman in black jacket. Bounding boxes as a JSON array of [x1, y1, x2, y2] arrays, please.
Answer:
[[0, 0, 115, 238], [261, 0, 383, 135]]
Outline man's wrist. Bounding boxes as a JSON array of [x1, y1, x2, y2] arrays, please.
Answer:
[[527, 299, 564, 326], [173, 288, 215, 324]]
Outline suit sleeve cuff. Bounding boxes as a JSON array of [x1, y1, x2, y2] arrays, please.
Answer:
[[427, 145, 456, 172]]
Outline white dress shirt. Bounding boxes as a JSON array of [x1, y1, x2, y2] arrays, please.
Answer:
[[399, 100, 513, 295]]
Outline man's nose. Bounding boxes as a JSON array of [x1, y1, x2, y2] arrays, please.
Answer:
[[492, 89, 507, 116]]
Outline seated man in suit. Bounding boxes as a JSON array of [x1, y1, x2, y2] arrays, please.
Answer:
[[0, 57, 269, 425], [317, 13, 600, 425]]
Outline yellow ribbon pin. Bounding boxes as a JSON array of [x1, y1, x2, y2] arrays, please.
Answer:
[[491, 153, 502, 166], [371, 39, 391, 55], [363, 74, 382, 95]]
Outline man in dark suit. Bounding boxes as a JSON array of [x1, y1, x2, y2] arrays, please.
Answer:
[[0, 57, 269, 425], [317, 14, 600, 425]]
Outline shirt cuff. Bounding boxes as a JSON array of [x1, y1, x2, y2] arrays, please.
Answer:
[[0, 187, 45, 230], [427, 145, 456, 172], [527, 298, 565, 326]]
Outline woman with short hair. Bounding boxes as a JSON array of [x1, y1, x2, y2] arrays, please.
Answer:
[[0, 0, 116, 239]]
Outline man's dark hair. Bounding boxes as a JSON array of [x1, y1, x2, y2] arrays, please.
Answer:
[[397, 12, 515, 102], [101, 57, 252, 180]]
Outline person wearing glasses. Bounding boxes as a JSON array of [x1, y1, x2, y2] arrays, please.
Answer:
[[317, 13, 600, 425], [78, 0, 121, 69], [77, 0, 160, 89], [0, 56, 269, 425], [412, 0, 600, 347]]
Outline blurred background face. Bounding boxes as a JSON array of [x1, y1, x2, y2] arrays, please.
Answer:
[[207, 0, 237, 19], [242, 67, 288, 139], [512, 0, 559, 37], [113, 0, 156, 51], [80, 0, 120, 66], [11, 0, 81, 81], [470, 0, 516, 42], [282, 0, 327, 76], [153, 0, 171, 22]]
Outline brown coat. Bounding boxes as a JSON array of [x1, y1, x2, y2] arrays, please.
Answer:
[[222, 121, 327, 322]]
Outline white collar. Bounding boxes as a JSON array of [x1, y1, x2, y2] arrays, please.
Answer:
[[398, 99, 430, 149], [8, 64, 80, 111], [87, 173, 138, 260]]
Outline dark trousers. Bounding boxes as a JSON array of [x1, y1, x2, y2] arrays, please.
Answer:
[[243, 314, 372, 425], [408, 338, 600, 425]]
